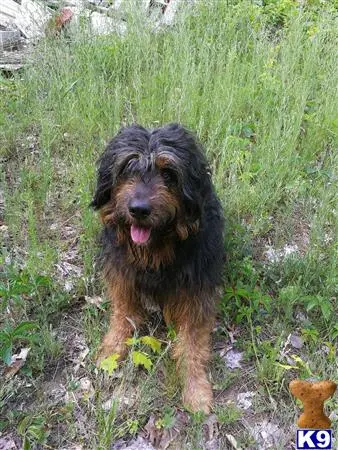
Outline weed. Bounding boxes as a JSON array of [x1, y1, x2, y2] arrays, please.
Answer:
[[0, 322, 37, 365], [215, 403, 242, 425]]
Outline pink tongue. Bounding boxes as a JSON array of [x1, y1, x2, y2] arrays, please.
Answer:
[[130, 225, 151, 244]]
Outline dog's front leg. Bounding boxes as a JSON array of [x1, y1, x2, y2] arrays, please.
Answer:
[[96, 277, 144, 366], [165, 300, 215, 414]]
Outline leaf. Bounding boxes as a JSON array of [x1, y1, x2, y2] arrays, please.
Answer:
[[4, 348, 30, 377], [1, 344, 12, 366], [305, 298, 318, 311], [12, 322, 37, 338], [125, 337, 139, 346], [226, 433, 242, 450], [235, 288, 250, 299], [276, 362, 298, 370], [132, 351, 152, 371], [321, 302, 332, 321], [23, 437, 31, 450], [99, 354, 120, 375], [84, 295, 104, 308], [140, 336, 161, 353], [291, 355, 303, 364]]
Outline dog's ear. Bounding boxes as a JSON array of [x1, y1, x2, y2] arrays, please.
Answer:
[[91, 150, 115, 210], [175, 159, 210, 239], [91, 125, 150, 210], [176, 126, 212, 224]]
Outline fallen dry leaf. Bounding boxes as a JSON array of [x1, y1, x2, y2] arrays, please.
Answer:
[[84, 295, 104, 308], [157, 411, 189, 449], [4, 348, 30, 378], [203, 414, 218, 441], [143, 415, 159, 447], [226, 433, 242, 450], [142, 411, 189, 450], [73, 346, 89, 373]]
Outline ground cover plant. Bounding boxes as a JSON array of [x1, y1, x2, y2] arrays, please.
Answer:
[[0, 0, 337, 448]]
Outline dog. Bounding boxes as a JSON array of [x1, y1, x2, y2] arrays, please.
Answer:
[[92, 123, 224, 413]]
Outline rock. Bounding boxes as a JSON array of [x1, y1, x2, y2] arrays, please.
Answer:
[[90, 11, 126, 36], [237, 391, 256, 410], [290, 333, 303, 349], [224, 349, 243, 369]]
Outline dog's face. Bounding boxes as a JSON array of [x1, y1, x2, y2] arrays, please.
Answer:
[[92, 124, 212, 246]]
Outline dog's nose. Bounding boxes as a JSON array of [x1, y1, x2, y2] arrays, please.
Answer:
[[128, 199, 152, 218]]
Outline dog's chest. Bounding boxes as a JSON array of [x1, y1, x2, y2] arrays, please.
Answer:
[[139, 293, 162, 312], [134, 265, 175, 302]]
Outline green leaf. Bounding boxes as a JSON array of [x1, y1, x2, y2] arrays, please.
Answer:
[[140, 336, 161, 353], [235, 288, 250, 299], [276, 362, 298, 370], [99, 353, 120, 375], [2, 344, 12, 365], [13, 322, 37, 338], [132, 351, 152, 371], [23, 436, 31, 450], [125, 337, 139, 346], [306, 299, 317, 311], [320, 302, 332, 321]]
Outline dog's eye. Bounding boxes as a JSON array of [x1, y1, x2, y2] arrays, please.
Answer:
[[161, 169, 176, 184]]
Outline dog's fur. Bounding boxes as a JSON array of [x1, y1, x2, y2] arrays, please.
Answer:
[[92, 123, 224, 413]]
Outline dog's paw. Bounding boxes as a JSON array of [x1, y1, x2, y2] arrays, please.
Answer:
[[182, 380, 213, 414]]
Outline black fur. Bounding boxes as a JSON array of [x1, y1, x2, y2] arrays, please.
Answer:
[[92, 123, 224, 315]]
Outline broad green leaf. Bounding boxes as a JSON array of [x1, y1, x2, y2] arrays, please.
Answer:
[[125, 337, 139, 346], [13, 322, 37, 337], [99, 353, 120, 375], [321, 303, 332, 321], [2, 344, 12, 365], [140, 336, 161, 353], [132, 351, 152, 371], [306, 300, 317, 311]]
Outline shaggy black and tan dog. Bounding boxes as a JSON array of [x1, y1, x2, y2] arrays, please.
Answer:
[[92, 123, 224, 413]]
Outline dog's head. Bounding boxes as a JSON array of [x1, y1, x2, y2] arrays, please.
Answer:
[[92, 123, 212, 246]]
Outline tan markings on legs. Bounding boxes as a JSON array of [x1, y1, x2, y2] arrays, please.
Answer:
[[96, 275, 145, 365], [165, 298, 215, 414]]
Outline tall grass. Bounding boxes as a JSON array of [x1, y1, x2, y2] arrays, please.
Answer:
[[2, 0, 336, 291]]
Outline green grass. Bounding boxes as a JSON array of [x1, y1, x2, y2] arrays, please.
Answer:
[[1, 0, 337, 448]]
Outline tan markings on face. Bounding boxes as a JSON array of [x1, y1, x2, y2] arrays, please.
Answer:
[[155, 152, 182, 175], [150, 182, 179, 222], [99, 178, 138, 226]]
